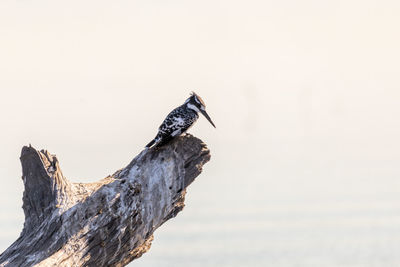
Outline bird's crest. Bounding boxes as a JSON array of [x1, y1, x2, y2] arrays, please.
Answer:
[[190, 91, 206, 107]]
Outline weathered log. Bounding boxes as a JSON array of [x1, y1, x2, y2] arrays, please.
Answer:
[[0, 135, 210, 267]]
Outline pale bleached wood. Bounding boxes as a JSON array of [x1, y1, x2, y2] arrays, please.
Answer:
[[0, 135, 210, 267]]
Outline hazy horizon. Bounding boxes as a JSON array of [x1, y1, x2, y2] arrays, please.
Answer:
[[1, 1, 399, 266]]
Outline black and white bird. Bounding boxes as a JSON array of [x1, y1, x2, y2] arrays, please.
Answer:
[[145, 92, 216, 148]]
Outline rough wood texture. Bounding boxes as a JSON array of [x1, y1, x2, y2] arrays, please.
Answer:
[[0, 135, 210, 267]]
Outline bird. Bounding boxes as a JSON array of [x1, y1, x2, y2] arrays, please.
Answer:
[[145, 92, 216, 148]]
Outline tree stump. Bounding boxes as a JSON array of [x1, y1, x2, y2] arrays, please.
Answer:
[[0, 135, 210, 267]]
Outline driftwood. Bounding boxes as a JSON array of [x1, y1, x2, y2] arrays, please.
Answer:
[[0, 135, 210, 267]]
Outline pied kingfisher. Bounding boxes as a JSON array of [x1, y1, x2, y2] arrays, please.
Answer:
[[146, 92, 216, 148]]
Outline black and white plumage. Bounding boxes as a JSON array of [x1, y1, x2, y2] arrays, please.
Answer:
[[146, 92, 216, 148]]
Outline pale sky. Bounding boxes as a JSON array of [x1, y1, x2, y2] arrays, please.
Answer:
[[0, 1, 400, 266]]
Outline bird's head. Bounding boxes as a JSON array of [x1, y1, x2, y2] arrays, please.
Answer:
[[185, 92, 216, 128]]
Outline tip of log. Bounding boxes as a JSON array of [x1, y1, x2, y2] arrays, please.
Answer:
[[20, 145, 69, 230], [124, 134, 210, 187]]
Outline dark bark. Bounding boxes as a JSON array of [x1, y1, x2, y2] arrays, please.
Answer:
[[0, 135, 210, 267]]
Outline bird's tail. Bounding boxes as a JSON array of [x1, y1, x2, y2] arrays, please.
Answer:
[[145, 139, 156, 148]]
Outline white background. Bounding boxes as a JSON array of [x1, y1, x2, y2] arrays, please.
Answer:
[[0, 1, 399, 266]]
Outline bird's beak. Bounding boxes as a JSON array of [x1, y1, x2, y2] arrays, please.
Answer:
[[200, 109, 216, 128]]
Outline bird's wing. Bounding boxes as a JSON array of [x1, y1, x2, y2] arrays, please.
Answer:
[[158, 108, 187, 136]]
